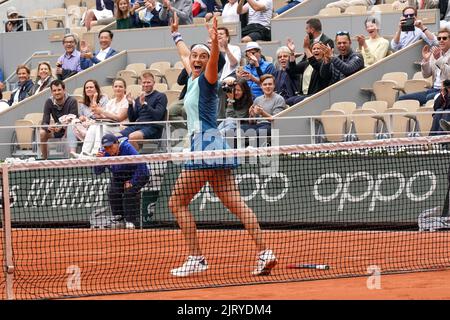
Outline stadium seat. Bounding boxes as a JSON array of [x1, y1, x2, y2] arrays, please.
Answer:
[[402, 79, 431, 94], [385, 108, 411, 138], [24, 113, 44, 125], [140, 68, 165, 83], [319, 109, 347, 142], [126, 63, 147, 75], [154, 83, 168, 92], [83, 0, 96, 9], [164, 89, 182, 107], [30, 68, 38, 82], [351, 109, 379, 141], [164, 68, 182, 89], [414, 107, 433, 136], [127, 84, 142, 99], [344, 5, 367, 15], [318, 7, 341, 16], [29, 9, 47, 30], [370, 4, 394, 13], [100, 86, 114, 99], [116, 69, 138, 86], [174, 61, 185, 69], [330, 102, 356, 133], [372, 80, 398, 108], [73, 87, 84, 97], [193, 17, 206, 24], [13, 119, 34, 151], [171, 83, 185, 91], [382, 72, 408, 91], [361, 100, 388, 113], [149, 61, 171, 75], [2, 91, 12, 101], [392, 99, 420, 112], [47, 8, 68, 29], [64, 0, 82, 8], [424, 99, 435, 108], [413, 71, 432, 87]]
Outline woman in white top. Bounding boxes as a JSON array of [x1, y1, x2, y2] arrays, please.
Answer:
[[356, 17, 390, 67], [32, 62, 54, 95], [205, 0, 239, 23], [79, 78, 129, 156]]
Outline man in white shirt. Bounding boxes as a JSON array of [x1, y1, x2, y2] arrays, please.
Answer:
[[217, 26, 241, 119], [80, 30, 118, 70], [237, 0, 273, 42], [398, 28, 450, 105]]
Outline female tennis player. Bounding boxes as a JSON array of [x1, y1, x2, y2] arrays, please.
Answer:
[[168, 13, 277, 277]]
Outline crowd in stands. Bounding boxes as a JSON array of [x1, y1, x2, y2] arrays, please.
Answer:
[[1, 0, 450, 158]]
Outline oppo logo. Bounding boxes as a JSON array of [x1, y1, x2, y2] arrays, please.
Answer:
[[313, 171, 437, 211]]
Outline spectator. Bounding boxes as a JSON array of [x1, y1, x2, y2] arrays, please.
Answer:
[[355, 17, 390, 67], [240, 42, 276, 98], [0, 67, 4, 86], [116, 0, 139, 29], [80, 30, 118, 70], [273, 46, 298, 102], [391, 6, 437, 52], [8, 65, 34, 106], [285, 38, 330, 106], [319, 31, 365, 85], [56, 34, 82, 81], [237, 0, 273, 42], [40, 80, 79, 160], [94, 133, 150, 228], [275, 0, 303, 15], [218, 77, 253, 135], [4, 6, 31, 32], [392, 0, 438, 11], [159, 0, 193, 25], [79, 78, 129, 157], [32, 62, 54, 95], [136, 0, 168, 27], [431, 79, 450, 135], [217, 26, 241, 119], [84, 0, 115, 31], [121, 71, 168, 150], [222, 0, 240, 23], [399, 28, 450, 105], [241, 74, 286, 145], [305, 18, 334, 49], [438, 0, 450, 30], [0, 91, 9, 112], [326, 0, 378, 12]]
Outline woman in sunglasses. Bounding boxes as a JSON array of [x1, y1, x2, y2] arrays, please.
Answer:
[[391, 6, 437, 52]]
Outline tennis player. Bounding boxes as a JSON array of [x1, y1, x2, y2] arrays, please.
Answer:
[[94, 133, 149, 228], [168, 13, 277, 277]]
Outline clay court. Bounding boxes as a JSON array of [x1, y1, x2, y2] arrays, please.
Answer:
[[1, 228, 450, 299]]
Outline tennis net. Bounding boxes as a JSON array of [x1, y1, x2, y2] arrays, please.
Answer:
[[2, 135, 450, 299]]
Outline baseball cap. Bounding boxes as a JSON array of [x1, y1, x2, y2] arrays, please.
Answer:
[[245, 42, 261, 52], [6, 7, 19, 17], [101, 133, 118, 147]]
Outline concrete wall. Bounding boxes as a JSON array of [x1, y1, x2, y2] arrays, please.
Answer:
[[276, 0, 336, 19], [0, 51, 127, 159], [272, 41, 423, 146]]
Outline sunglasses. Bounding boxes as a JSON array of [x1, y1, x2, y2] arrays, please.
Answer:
[[438, 36, 449, 41], [336, 31, 349, 36], [403, 13, 415, 18]]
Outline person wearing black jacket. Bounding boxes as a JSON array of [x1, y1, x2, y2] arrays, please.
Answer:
[[319, 31, 364, 85], [431, 80, 450, 135], [284, 38, 330, 106], [4, 7, 31, 32]]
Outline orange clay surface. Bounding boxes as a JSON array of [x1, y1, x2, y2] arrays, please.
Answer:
[[1, 228, 450, 299]]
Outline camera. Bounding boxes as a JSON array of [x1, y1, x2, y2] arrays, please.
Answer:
[[221, 82, 235, 93], [137, 1, 145, 6], [401, 17, 415, 32]]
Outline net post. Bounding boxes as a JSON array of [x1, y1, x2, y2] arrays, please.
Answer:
[[1, 164, 15, 300]]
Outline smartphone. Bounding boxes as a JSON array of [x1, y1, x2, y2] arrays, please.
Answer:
[[401, 17, 415, 32], [138, 1, 145, 6]]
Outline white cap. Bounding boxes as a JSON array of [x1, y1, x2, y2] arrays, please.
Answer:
[[6, 6, 19, 17], [245, 42, 261, 52]]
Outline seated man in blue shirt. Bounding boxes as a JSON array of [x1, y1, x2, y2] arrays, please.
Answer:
[[95, 133, 150, 228], [80, 30, 118, 70], [122, 71, 168, 150]]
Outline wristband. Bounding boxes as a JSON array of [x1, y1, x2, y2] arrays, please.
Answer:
[[422, 28, 428, 32], [172, 31, 183, 44], [227, 98, 235, 104]]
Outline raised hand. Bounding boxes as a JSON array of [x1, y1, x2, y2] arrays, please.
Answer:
[[170, 11, 178, 33], [422, 45, 432, 61], [356, 35, 366, 48], [126, 92, 134, 104], [287, 38, 295, 54], [206, 16, 218, 44], [139, 92, 146, 106], [303, 34, 310, 49], [431, 46, 442, 60]]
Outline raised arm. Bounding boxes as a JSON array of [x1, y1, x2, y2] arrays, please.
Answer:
[[205, 17, 219, 85], [170, 12, 192, 74]]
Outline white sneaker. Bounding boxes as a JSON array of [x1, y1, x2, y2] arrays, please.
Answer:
[[125, 222, 135, 229], [252, 249, 277, 276], [171, 256, 208, 277]]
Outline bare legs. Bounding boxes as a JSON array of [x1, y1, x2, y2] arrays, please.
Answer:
[[168, 168, 266, 256]]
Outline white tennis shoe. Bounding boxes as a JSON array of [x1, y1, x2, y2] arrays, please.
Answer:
[[252, 249, 277, 276], [171, 256, 208, 277]]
